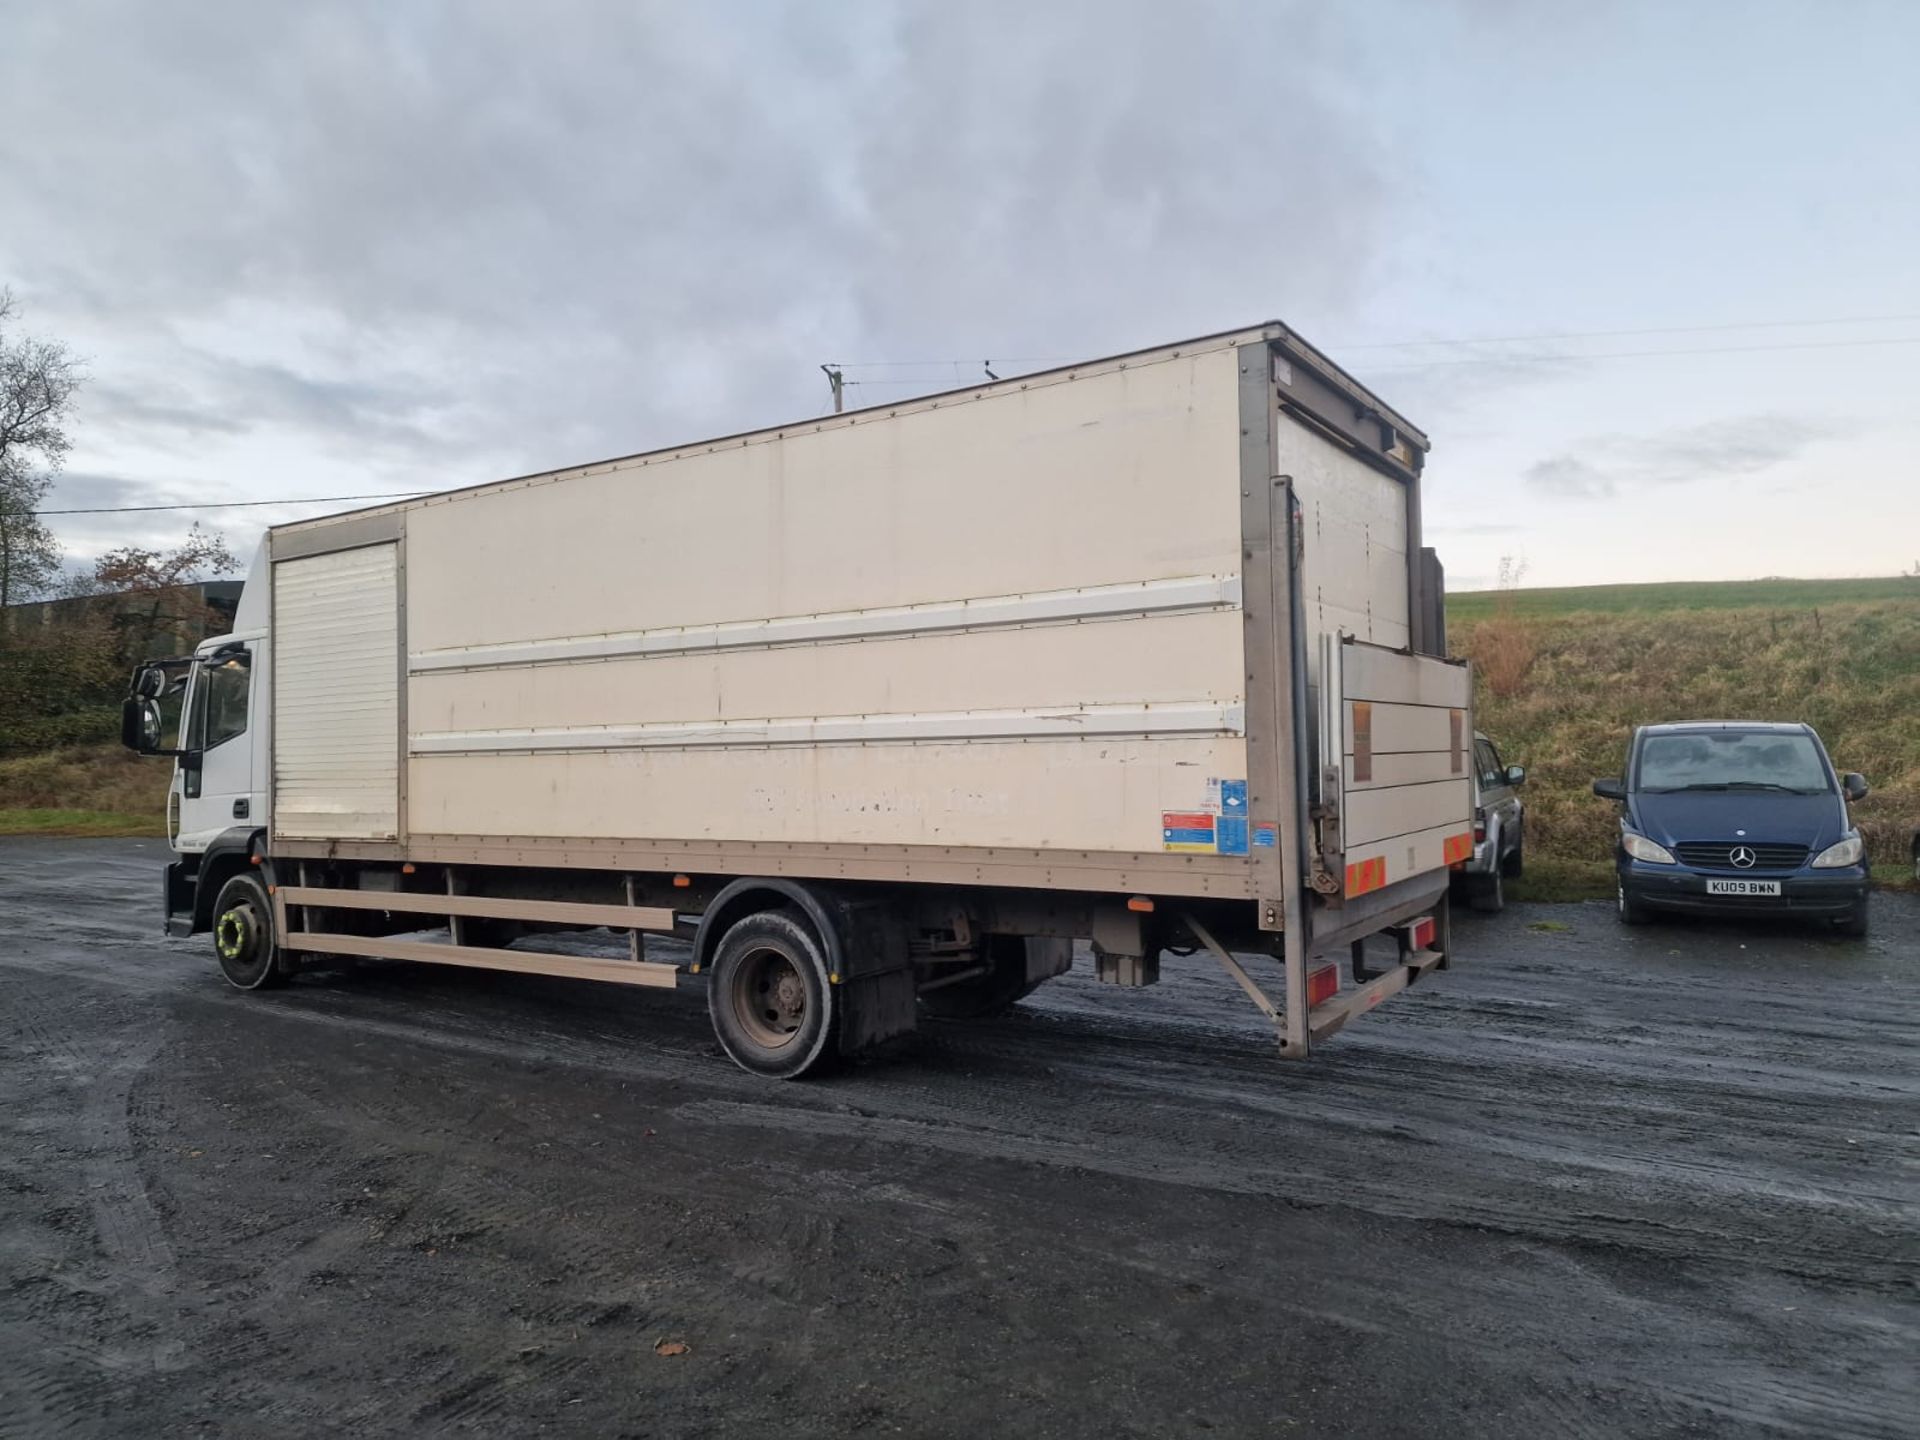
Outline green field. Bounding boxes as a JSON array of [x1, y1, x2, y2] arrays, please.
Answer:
[[1450, 575, 1920, 901], [1447, 574, 1920, 621]]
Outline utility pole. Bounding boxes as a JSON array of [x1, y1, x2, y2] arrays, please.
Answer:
[[820, 364, 844, 414]]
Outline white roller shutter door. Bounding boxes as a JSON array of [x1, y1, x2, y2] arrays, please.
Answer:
[[273, 544, 401, 840]]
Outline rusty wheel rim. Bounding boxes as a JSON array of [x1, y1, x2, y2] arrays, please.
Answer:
[[729, 946, 807, 1050]]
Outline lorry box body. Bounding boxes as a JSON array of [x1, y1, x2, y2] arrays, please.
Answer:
[[128, 321, 1470, 1076]]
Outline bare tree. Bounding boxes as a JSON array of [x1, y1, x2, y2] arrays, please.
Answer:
[[0, 289, 83, 608], [84, 525, 239, 661]]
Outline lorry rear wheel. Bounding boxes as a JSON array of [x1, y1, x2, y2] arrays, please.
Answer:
[[917, 935, 1045, 1020], [211, 873, 287, 991], [707, 910, 839, 1080]]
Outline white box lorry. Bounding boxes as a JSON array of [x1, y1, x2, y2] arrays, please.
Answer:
[[123, 322, 1471, 1077]]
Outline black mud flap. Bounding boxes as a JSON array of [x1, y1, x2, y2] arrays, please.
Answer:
[[833, 901, 916, 1058], [164, 859, 197, 937]]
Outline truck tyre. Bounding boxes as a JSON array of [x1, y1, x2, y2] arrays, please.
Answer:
[[211, 872, 287, 991], [707, 910, 840, 1080], [1469, 866, 1505, 914], [918, 935, 1047, 1020], [1617, 884, 1652, 926]]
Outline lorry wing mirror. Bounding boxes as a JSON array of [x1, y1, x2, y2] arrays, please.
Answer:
[[1506, 765, 1527, 787], [1592, 777, 1626, 801], [122, 697, 180, 756], [121, 697, 153, 752], [1843, 772, 1869, 802]]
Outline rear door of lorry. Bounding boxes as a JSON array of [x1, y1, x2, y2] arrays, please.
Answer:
[[1327, 636, 1473, 904]]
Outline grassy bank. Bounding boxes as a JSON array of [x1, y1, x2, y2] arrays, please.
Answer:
[[0, 745, 169, 838], [1448, 574, 1920, 622], [1450, 578, 1920, 901], [0, 808, 164, 838]]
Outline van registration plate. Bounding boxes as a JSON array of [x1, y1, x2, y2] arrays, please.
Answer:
[[1706, 879, 1781, 897]]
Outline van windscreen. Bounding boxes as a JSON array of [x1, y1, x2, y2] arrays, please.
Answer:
[[1636, 732, 1829, 794]]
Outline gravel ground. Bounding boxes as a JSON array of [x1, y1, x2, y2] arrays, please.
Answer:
[[1, 837, 1915, 1438]]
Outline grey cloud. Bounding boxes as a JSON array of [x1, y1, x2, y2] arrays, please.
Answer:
[[0, 1, 1397, 495], [1356, 353, 1589, 421], [1524, 415, 1841, 500], [83, 383, 249, 444], [1527, 455, 1616, 499]]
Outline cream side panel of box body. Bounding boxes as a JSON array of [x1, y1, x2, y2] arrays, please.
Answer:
[[411, 738, 1249, 851], [406, 351, 1243, 650], [411, 610, 1244, 734], [402, 349, 1248, 853]]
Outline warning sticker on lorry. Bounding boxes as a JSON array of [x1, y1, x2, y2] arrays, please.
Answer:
[[1162, 813, 1218, 852], [1163, 779, 1252, 854]]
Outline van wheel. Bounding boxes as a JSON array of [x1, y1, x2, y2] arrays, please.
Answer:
[[1502, 829, 1524, 878], [1469, 867, 1505, 914], [918, 936, 1048, 1020], [707, 910, 840, 1080], [1617, 885, 1652, 926], [1836, 903, 1869, 940], [211, 873, 287, 991]]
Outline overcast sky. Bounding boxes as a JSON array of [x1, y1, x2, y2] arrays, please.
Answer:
[[3, 0, 1916, 592]]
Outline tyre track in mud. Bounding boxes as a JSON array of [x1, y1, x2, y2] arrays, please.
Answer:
[[1, 838, 1916, 1438]]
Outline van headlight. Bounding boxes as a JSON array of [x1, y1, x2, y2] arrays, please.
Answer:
[[1623, 832, 1676, 865], [1810, 835, 1863, 869]]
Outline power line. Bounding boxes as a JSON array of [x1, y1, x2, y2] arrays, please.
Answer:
[[825, 310, 1920, 370], [831, 332, 1920, 389], [1364, 333, 1920, 372], [1339, 312, 1920, 352], [33, 490, 431, 516]]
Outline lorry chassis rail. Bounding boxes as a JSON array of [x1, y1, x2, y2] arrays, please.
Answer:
[[271, 878, 682, 988]]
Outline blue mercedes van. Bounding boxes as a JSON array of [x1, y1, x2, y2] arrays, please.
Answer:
[[1592, 722, 1871, 936]]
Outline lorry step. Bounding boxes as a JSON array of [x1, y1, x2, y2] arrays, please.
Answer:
[[276, 886, 677, 932], [282, 932, 680, 988]]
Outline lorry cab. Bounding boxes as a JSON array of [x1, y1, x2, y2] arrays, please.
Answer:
[[123, 569, 270, 936]]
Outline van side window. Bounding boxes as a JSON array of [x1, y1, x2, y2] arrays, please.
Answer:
[[1475, 739, 1502, 789], [201, 652, 250, 750]]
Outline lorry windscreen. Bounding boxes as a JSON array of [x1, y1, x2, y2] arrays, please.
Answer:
[[1636, 732, 1829, 795]]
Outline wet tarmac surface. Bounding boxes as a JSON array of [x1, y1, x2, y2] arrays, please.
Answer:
[[2, 838, 1915, 1437]]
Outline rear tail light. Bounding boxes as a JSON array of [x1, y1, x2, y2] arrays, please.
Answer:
[[1473, 813, 1487, 843], [1307, 963, 1339, 1008]]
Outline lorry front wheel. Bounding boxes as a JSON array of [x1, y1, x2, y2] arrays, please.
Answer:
[[211, 873, 287, 991], [707, 910, 840, 1080]]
